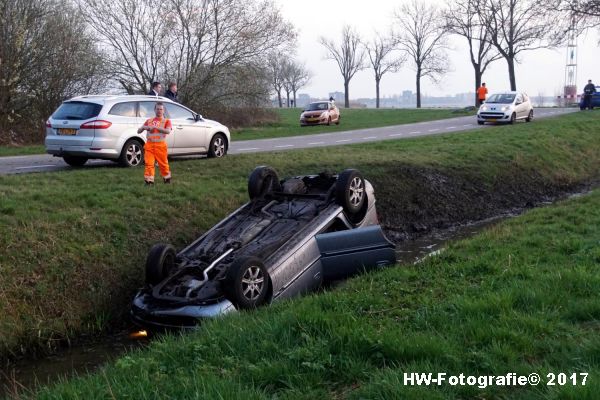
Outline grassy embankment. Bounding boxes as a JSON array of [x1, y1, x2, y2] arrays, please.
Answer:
[[231, 107, 472, 140], [0, 108, 471, 156], [0, 145, 46, 157], [0, 112, 599, 364], [34, 187, 600, 399]]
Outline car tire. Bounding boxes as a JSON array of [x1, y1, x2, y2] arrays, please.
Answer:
[[335, 116, 340, 125], [145, 243, 177, 286], [119, 139, 144, 167], [526, 110, 533, 122], [327, 116, 331, 126], [477, 120, 484, 125], [248, 166, 282, 200], [509, 113, 516, 124], [207, 133, 227, 158], [62, 156, 88, 167], [336, 169, 366, 215], [224, 256, 269, 309]]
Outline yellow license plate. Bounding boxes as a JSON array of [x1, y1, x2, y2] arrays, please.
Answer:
[[58, 128, 78, 135], [488, 119, 497, 122]]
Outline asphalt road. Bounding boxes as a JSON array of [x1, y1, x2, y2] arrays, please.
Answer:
[[0, 108, 576, 175]]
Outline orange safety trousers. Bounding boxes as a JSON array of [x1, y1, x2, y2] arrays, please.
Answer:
[[144, 142, 170, 183]]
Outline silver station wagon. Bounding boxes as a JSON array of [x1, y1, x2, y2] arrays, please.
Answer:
[[45, 95, 231, 167]]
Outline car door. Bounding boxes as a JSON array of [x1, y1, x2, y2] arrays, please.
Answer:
[[138, 101, 175, 151], [329, 103, 339, 122], [514, 94, 525, 118], [164, 103, 208, 155]]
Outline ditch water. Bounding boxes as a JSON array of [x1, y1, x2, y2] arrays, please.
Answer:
[[0, 192, 589, 398]]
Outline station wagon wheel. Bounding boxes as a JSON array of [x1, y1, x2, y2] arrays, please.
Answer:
[[336, 169, 366, 215], [509, 112, 516, 124], [145, 243, 177, 285], [208, 133, 227, 158], [119, 139, 144, 167], [62, 156, 88, 167], [225, 256, 269, 309]]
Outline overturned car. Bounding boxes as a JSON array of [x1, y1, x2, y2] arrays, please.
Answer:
[[131, 166, 396, 329]]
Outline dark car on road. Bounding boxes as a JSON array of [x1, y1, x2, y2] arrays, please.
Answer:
[[579, 86, 600, 110], [131, 166, 396, 329]]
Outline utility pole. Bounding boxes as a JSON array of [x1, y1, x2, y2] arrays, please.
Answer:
[[563, 14, 578, 107]]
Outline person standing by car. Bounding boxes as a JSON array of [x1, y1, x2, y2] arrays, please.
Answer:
[[165, 82, 179, 103], [583, 79, 596, 110], [477, 83, 488, 106], [148, 82, 162, 97], [138, 102, 172, 184]]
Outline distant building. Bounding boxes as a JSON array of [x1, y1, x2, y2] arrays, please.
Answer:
[[328, 91, 345, 103], [296, 93, 311, 108]]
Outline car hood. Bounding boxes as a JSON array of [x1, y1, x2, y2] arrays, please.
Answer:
[[202, 118, 227, 128]]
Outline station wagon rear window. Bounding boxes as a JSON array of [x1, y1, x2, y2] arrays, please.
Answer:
[[53, 102, 102, 120]]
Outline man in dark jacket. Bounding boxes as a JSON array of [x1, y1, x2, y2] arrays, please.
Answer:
[[583, 79, 596, 110], [148, 82, 162, 97], [165, 82, 179, 103]]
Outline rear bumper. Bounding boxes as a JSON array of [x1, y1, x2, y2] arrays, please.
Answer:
[[45, 144, 120, 159]]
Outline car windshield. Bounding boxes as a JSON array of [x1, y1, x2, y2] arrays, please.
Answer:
[[305, 102, 329, 111], [53, 101, 102, 120], [485, 94, 516, 104]]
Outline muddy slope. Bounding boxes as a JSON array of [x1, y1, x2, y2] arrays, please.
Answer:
[[370, 163, 591, 242]]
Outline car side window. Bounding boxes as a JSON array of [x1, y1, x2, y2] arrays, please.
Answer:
[[139, 102, 156, 118], [516, 94, 523, 103], [165, 103, 194, 120], [108, 102, 136, 117]]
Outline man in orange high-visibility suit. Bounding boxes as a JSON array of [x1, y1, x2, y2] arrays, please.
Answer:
[[138, 102, 173, 184], [477, 83, 488, 106]]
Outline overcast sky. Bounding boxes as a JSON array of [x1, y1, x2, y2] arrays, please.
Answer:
[[274, 0, 599, 100]]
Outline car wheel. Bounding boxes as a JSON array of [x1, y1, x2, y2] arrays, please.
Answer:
[[248, 166, 282, 200], [62, 156, 88, 167], [336, 169, 366, 215], [145, 243, 177, 285], [208, 133, 227, 158], [477, 120, 484, 125], [335, 115, 340, 125], [327, 116, 331, 126], [119, 139, 144, 167], [224, 256, 269, 309], [526, 110, 533, 122], [509, 113, 516, 124]]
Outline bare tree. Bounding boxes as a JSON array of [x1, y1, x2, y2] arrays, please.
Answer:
[[393, 0, 449, 108], [364, 33, 405, 108], [267, 51, 286, 107], [0, 0, 104, 143], [444, 0, 502, 106], [284, 61, 312, 108], [477, 0, 553, 91], [319, 25, 365, 108], [78, 0, 295, 109]]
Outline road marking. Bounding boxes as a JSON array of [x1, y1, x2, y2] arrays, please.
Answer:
[[336, 139, 351, 143], [389, 133, 403, 137], [275, 144, 294, 148], [409, 131, 421, 134], [448, 126, 457, 129], [463, 124, 471, 127], [237, 148, 259, 151], [428, 128, 439, 132], [362, 136, 377, 140], [15, 165, 57, 170], [308, 142, 324, 145]]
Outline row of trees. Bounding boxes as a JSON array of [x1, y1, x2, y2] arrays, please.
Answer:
[[1, 0, 295, 143], [314, 0, 600, 109], [267, 53, 312, 108]]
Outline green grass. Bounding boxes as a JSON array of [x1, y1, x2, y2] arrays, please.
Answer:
[[232, 107, 472, 140], [0, 145, 45, 157], [0, 111, 599, 363], [33, 187, 600, 399]]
